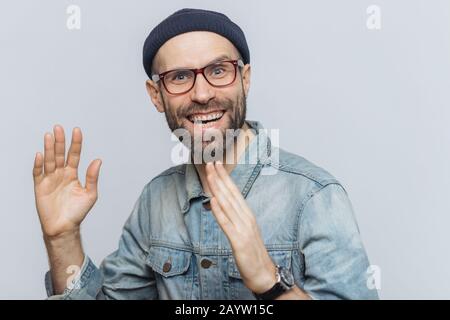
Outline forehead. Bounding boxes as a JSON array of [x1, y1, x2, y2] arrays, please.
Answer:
[[154, 31, 240, 71]]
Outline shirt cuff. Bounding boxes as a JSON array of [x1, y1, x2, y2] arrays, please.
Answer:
[[44, 254, 92, 299]]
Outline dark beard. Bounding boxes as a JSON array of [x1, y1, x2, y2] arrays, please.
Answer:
[[161, 87, 247, 152]]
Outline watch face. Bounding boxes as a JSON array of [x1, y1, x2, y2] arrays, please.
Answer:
[[279, 267, 295, 287]]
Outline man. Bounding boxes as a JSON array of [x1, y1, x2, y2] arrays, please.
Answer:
[[33, 8, 379, 300]]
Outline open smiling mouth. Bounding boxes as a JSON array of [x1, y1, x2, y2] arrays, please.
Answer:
[[187, 110, 225, 126]]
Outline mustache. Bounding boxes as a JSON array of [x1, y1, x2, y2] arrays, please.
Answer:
[[178, 99, 234, 118]]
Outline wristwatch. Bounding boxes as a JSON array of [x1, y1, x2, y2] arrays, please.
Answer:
[[253, 265, 295, 300]]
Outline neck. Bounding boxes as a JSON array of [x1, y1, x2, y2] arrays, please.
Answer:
[[194, 122, 256, 195]]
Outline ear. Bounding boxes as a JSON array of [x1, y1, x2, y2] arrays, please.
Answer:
[[241, 64, 251, 97], [146, 80, 165, 113]]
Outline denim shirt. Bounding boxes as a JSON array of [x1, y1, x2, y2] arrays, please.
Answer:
[[45, 120, 379, 300]]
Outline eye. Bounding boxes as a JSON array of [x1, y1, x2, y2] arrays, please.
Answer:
[[169, 70, 192, 82], [208, 64, 229, 78], [212, 67, 224, 75]]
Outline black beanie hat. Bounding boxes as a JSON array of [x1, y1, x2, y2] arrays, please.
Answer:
[[142, 8, 250, 78]]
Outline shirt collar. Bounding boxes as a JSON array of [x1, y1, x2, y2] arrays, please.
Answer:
[[180, 120, 271, 214]]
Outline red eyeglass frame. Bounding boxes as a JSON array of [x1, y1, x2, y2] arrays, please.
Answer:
[[151, 59, 244, 95]]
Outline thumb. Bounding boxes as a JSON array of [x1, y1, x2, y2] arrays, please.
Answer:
[[85, 159, 102, 195]]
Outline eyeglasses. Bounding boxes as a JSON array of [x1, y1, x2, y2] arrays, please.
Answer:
[[152, 59, 244, 95]]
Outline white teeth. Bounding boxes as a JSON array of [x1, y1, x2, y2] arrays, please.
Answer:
[[188, 111, 224, 123]]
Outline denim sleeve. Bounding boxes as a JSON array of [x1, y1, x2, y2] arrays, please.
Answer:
[[298, 183, 379, 300], [44, 185, 158, 300]]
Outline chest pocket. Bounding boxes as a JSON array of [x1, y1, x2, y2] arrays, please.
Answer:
[[227, 250, 293, 300], [146, 245, 193, 299]]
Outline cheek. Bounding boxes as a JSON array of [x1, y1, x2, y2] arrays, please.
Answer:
[[165, 97, 188, 117], [223, 85, 241, 98], [216, 88, 241, 110]]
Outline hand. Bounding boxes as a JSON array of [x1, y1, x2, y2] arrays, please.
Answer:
[[205, 161, 277, 294], [33, 125, 102, 239]]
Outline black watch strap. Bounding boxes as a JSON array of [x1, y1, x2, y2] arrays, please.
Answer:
[[254, 282, 287, 300]]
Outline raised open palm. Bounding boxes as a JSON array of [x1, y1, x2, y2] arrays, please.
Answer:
[[33, 125, 102, 238]]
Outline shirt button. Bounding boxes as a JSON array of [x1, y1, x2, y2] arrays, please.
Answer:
[[202, 201, 211, 210], [162, 261, 172, 272], [200, 258, 213, 269]]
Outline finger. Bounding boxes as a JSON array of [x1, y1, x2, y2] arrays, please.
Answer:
[[211, 161, 254, 225], [43, 132, 56, 175], [206, 163, 241, 214], [33, 152, 44, 184], [206, 162, 243, 226], [66, 127, 82, 170], [53, 125, 66, 169], [210, 197, 236, 240], [215, 161, 253, 219], [85, 159, 102, 196]]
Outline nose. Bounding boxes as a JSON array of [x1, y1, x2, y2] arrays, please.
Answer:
[[189, 73, 215, 104]]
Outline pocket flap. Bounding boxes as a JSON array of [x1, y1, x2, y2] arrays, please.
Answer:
[[146, 246, 191, 277], [228, 250, 292, 279]]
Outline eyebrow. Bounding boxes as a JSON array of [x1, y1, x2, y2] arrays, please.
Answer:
[[165, 54, 234, 72], [205, 54, 234, 66]]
